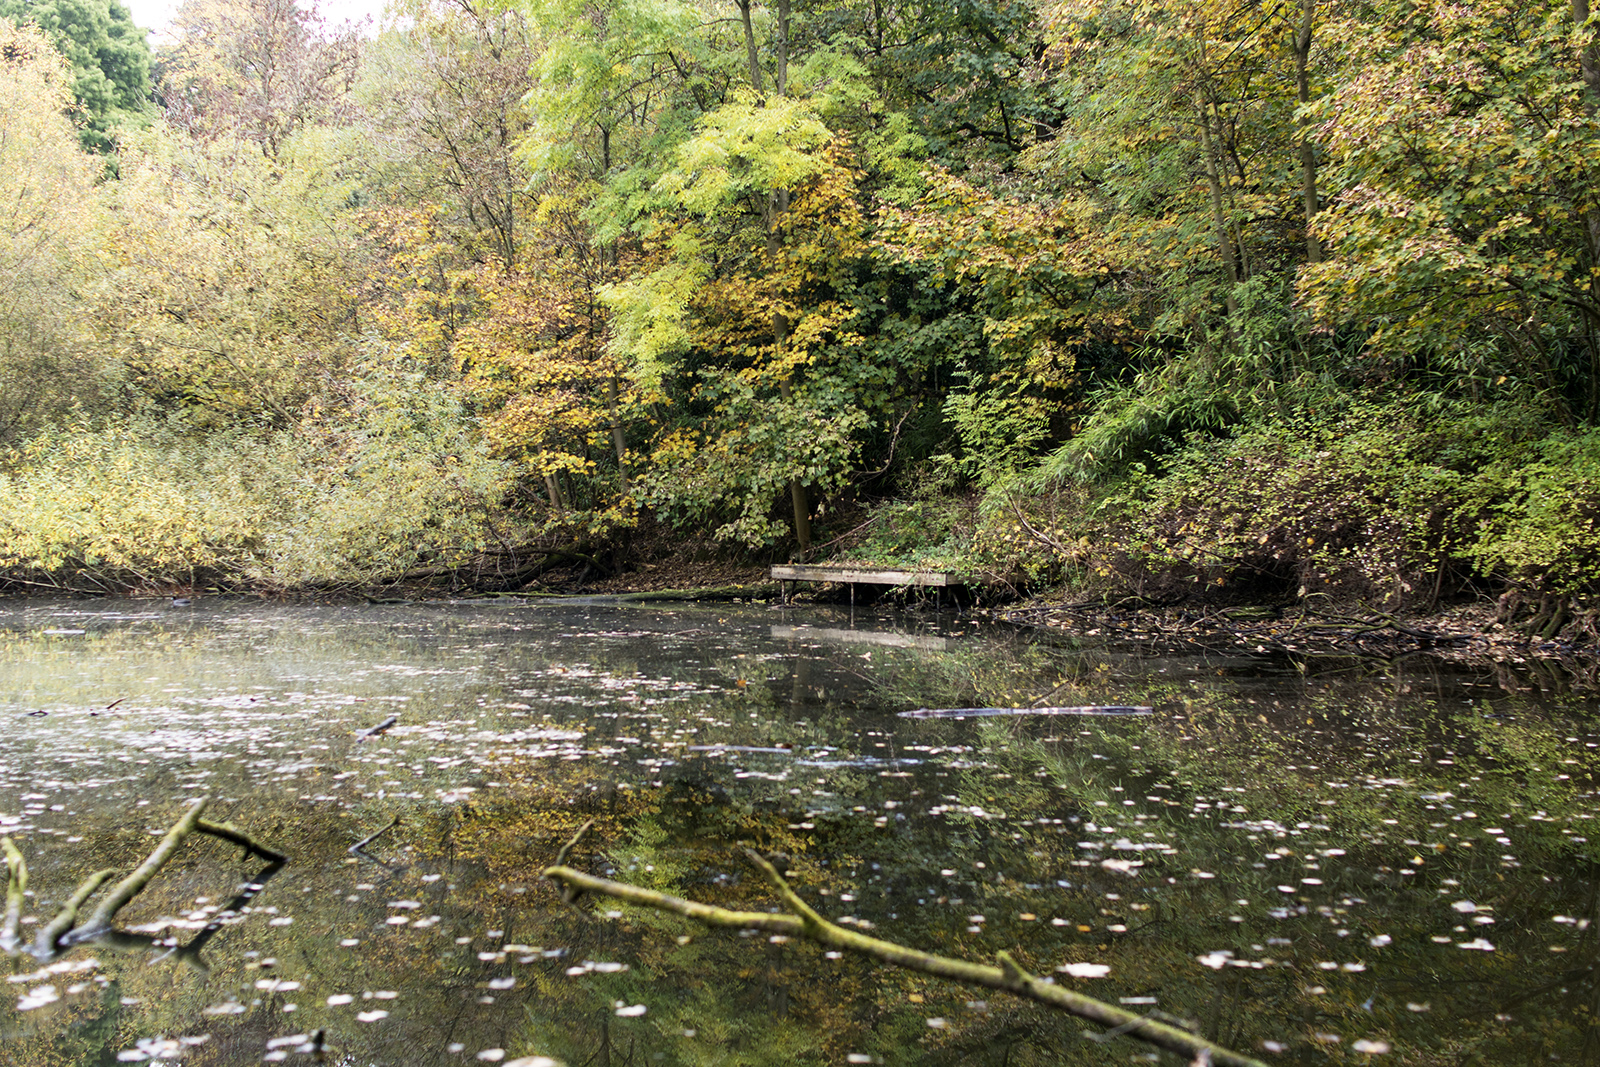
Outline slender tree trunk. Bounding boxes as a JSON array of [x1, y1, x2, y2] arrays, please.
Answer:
[[775, 0, 789, 96], [737, 0, 764, 97], [1196, 95, 1240, 320], [739, 0, 811, 553], [1577, 0, 1600, 105], [545, 473, 566, 519], [606, 377, 630, 493], [1295, 0, 1323, 263], [778, 377, 811, 552], [1572, 0, 1600, 415]]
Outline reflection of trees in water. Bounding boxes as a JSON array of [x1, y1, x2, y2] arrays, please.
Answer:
[[500, 659, 1600, 1065], [2, 605, 1599, 1064]]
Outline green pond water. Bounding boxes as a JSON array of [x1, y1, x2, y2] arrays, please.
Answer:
[[0, 598, 1596, 1066]]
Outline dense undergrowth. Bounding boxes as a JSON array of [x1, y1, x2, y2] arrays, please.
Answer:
[[835, 392, 1600, 644]]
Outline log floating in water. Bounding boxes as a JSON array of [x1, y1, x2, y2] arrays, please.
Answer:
[[898, 705, 1154, 719]]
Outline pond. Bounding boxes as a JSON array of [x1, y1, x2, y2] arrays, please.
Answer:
[[0, 598, 1596, 1066]]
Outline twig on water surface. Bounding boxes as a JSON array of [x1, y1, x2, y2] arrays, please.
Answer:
[[543, 849, 1268, 1067], [357, 715, 399, 741], [349, 816, 401, 859]]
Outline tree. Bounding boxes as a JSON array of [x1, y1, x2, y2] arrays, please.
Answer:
[[1299, 0, 1600, 423], [159, 0, 359, 156], [90, 123, 365, 425], [356, 0, 537, 270], [0, 18, 108, 441], [0, 0, 153, 151]]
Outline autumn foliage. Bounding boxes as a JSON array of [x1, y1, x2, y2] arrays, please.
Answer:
[[1, 0, 1600, 626]]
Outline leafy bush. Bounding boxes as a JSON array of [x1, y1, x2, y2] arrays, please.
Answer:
[[1465, 428, 1600, 598], [0, 369, 519, 591], [1085, 399, 1485, 605]]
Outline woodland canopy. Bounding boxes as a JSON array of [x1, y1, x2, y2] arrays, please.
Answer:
[[2, 0, 1600, 634]]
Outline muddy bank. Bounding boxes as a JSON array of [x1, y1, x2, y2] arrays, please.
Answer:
[[988, 595, 1600, 681]]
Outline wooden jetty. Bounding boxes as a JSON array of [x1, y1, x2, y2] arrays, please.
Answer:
[[770, 564, 955, 604]]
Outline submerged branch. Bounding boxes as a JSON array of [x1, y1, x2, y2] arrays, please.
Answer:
[[196, 819, 289, 864], [4, 797, 287, 964], [165, 856, 287, 971], [349, 816, 400, 856], [544, 852, 1268, 1067]]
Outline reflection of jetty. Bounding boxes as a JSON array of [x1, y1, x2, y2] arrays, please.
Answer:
[[772, 624, 949, 651], [771, 565, 955, 604]]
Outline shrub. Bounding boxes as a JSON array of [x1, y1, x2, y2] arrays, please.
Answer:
[[0, 369, 520, 591]]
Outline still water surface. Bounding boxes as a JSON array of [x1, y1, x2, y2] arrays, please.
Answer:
[[0, 598, 1596, 1066]]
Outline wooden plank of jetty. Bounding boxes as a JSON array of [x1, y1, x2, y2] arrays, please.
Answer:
[[770, 564, 956, 604], [771, 565, 951, 586]]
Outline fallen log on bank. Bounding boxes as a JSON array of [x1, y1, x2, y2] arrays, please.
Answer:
[[544, 844, 1267, 1067]]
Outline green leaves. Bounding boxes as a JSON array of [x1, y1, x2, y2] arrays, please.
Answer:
[[655, 96, 833, 215], [1300, 0, 1600, 415], [0, 0, 153, 152]]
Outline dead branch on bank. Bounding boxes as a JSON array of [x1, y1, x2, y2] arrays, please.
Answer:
[[543, 842, 1267, 1067], [2, 796, 287, 963]]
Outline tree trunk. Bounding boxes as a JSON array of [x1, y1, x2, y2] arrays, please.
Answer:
[[737, 0, 764, 97], [1294, 0, 1323, 263], [545, 472, 566, 519], [738, 0, 810, 553], [1196, 95, 1240, 319], [606, 377, 630, 493]]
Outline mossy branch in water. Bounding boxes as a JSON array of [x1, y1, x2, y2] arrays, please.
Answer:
[[67, 796, 212, 944], [543, 849, 1268, 1067], [2, 835, 27, 953], [2, 796, 288, 961], [33, 868, 116, 958]]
